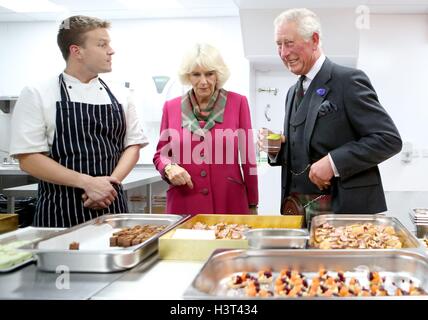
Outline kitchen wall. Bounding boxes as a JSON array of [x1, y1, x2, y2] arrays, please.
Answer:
[[0, 16, 250, 163]]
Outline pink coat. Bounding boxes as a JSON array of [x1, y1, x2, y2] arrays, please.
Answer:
[[153, 91, 258, 215]]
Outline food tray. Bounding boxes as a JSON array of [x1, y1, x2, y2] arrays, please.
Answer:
[[159, 214, 303, 261], [184, 248, 428, 299], [245, 228, 308, 249], [0, 227, 64, 272], [309, 214, 420, 249], [20, 214, 187, 272]]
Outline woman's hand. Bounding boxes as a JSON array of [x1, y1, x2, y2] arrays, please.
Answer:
[[165, 164, 194, 189]]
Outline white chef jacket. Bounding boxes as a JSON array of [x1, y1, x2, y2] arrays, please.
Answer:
[[9, 72, 148, 157]]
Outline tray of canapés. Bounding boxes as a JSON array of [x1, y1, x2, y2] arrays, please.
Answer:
[[158, 214, 304, 260], [184, 248, 428, 299], [309, 214, 420, 249]]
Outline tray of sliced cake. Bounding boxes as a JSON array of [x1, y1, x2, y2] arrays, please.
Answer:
[[19, 214, 188, 272]]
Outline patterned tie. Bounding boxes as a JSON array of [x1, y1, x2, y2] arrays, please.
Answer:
[[293, 75, 306, 110]]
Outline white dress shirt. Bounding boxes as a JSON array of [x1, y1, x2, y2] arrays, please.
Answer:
[[10, 72, 148, 157]]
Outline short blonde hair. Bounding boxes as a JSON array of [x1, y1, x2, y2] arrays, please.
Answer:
[[57, 15, 111, 61], [178, 43, 230, 89]]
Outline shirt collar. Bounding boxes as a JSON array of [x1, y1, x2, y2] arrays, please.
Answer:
[[62, 72, 99, 84], [304, 53, 326, 82]]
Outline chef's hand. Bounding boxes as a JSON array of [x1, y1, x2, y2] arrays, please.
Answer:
[[166, 165, 193, 189], [309, 155, 334, 190], [81, 175, 119, 207], [81, 193, 105, 210]]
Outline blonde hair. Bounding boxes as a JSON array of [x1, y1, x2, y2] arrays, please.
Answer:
[[274, 8, 322, 45], [57, 15, 111, 61], [178, 43, 230, 88]]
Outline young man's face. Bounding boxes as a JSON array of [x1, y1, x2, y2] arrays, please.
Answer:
[[79, 28, 114, 74]]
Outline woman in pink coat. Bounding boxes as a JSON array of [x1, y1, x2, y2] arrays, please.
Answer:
[[153, 43, 258, 215]]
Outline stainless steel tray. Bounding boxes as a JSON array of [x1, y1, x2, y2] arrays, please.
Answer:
[[184, 248, 428, 299], [0, 227, 64, 272], [20, 214, 188, 272], [309, 214, 421, 249], [245, 228, 308, 249]]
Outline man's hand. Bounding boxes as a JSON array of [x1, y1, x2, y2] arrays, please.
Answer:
[[257, 128, 286, 156], [309, 155, 334, 190], [166, 165, 193, 189], [80, 175, 120, 207]]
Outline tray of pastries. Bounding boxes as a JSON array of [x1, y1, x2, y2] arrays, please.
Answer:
[[184, 248, 428, 299]]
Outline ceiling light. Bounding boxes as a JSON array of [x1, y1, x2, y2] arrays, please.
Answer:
[[0, 0, 66, 13], [118, 0, 183, 10]]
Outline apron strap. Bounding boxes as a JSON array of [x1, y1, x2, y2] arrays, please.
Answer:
[[58, 74, 71, 102], [99, 78, 121, 107]]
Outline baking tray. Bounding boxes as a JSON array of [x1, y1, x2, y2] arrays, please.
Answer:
[[245, 228, 309, 249], [184, 248, 428, 299], [309, 214, 420, 249], [159, 214, 304, 261], [0, 227, 64, 272], [0, 214, 19, 234], [20, 214, 188, 272]]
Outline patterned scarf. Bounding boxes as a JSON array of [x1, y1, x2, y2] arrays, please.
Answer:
[[181, 88, 228, 136]]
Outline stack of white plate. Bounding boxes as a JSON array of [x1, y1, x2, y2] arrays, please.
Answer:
[[409, 208, 428, 238]]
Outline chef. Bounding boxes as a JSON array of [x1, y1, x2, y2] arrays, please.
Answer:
[[9, 15, 148, 227]]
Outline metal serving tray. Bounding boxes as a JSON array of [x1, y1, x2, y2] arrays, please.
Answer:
[[245, 228, 309, 249], [20, 214, 187, 273], [309, 214, 421, 249], [0, 227, 64, 272], [184, 249, 428, 299]]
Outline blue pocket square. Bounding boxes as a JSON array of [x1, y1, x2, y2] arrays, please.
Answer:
[[318, 100, 338, 117]]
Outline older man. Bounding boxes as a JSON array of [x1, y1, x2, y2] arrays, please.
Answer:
[[259, 8, 402, 225]]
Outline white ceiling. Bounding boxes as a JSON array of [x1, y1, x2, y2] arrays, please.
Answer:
[[0, 0, 427, 22]]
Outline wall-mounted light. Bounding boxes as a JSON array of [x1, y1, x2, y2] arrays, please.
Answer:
[[152, 76, 170, 94]]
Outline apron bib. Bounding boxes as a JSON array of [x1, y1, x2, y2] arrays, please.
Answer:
[[34, 74, 128, 227]]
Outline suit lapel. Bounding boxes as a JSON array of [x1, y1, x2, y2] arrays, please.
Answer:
[[304, 58, 333, 154], [283, 84, 295, 138]]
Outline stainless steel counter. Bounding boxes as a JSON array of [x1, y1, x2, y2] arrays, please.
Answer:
[[0, 263, 126, 299], [0, 252, 202, 300]]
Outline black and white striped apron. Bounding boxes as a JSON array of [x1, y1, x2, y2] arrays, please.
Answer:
[[33, 74, 128, 227]]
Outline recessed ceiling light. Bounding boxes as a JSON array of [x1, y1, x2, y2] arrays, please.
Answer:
[[0, 0, 66, 13], [118, 0, 183, 10]]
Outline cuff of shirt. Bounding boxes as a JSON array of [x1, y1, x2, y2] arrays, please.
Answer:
[[328, 153, 340, 177]]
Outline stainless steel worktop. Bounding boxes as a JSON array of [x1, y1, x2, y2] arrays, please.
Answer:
[[0, 252, 202, 300]]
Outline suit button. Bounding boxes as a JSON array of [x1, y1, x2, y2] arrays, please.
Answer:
[[200, 136, 205, 141], [201, 188, 209, 195], [201, 170, 207, 177], [292, 142, 295, 147], [293, 127, 296, 132], [292, 156, 296, 161]]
